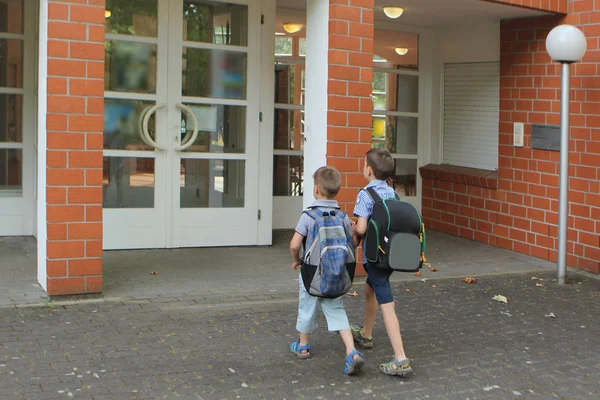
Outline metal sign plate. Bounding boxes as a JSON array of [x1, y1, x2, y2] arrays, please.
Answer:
[[531, 124, 561, 151]]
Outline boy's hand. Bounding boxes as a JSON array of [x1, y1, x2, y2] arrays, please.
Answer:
[[292, 261, 302, 270]]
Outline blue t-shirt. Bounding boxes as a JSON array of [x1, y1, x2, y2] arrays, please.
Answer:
[[353, 180, 397, 262]]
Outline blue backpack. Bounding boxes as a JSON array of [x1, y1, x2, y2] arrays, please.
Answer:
[[301, 206, 357, 299]]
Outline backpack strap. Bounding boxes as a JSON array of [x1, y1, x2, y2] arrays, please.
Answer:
[[364, 187, 383, 203]]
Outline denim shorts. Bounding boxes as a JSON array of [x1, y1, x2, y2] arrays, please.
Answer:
[[364, 262, 394, 305]]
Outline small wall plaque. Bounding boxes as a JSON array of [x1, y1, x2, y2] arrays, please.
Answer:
[[531, 124, 561, 151]]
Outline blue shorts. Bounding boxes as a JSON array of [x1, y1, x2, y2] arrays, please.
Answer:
[[364, 262, 394, 305]]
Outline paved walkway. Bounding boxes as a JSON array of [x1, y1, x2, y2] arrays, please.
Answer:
[[0, 270, 598, 399], [0, 230, 556, 307], [101, 230, 555, 302]]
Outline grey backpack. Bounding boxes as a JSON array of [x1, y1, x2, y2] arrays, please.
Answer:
[[300, 206, 357, 299]]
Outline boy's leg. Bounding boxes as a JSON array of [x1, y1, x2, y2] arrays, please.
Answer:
[[363, 264, 410, 361], [380, 302, 407, 361], [361, 280, 378, 338], [320, 298, 359, 357], [294, 277, 318, 355], [321, 297, 364, 375]]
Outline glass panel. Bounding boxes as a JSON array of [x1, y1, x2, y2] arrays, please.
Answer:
[[102, 157, 155, 208], [274, 109, 303, 151], [0, 93, 22, 143], [390, 159, 417, 198], [372, 116, 418, 154], [275, 37, 292, 56], [183, 1, 248, 47], [104, 41, 157, 94], [374, 30, 418, 71], [0, 149, 21, 194], [273, 155, 303, 196], [0, 39, 23, 88], [0, 1, 23, 34], [105, 0, 158, 37], [299, 38, 306, 57], [374, 73, 418, 113], [103, 99, 155, 151], [180, 159, 245, 208], [274, 63, 304, 105], [182, 48, 246, 99], [181, 104, 245, 153]]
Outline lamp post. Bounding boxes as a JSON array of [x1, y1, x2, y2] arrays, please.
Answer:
[[545, 25, 587, 285]]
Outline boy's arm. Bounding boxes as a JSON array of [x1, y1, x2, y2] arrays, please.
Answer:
[[354, 217, 368, 236], [290, 232, 304, 270]]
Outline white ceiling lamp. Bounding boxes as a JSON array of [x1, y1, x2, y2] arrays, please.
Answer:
[[283, 23, 304, 34], [383, 6, 404, 19], [395, 47, 408, 56]]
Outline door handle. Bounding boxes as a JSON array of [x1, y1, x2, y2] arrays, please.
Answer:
[[141, 103, 167, 151], [137, 105, 154, 148], [174, 103, 199, 151]]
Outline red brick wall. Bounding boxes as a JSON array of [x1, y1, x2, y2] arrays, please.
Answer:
[[326, 0, 374, 214], [483, 0, 568, 13], [46, 0, 105, 295], [422, 1, 600, 274]]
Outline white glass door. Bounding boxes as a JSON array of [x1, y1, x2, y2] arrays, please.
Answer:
[[103, 0, 168, 249], [166, 0, 260, 247], [103, 0, 260, 249]]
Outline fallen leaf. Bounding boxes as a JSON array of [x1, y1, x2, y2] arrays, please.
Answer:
[[431, 285, 437, 288], [545, 313, 555, 318], [531, 277, 544, 281], [462, 277, 477, 284], [536, 283, 544, 287], [421, 278, 428, 283], [439, 313, 444, 316], [492, 295, 508, 304], [347, 291, 359, 297], [406, 289, 413, 293], [425, 263, 439, 272], [151, 271, 157, 276], [415, 271, 422, 277]]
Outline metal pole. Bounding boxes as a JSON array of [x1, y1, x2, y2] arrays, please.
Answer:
[[557, 62, 570, 285]]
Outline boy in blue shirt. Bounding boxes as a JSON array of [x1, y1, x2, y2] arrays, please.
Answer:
[[351, 148, 414, 377], [289, 166, 364, 375]]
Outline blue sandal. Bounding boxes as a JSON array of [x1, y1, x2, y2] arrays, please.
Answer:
[[290, 340, 311, 359], [344, 350, 364, 375]]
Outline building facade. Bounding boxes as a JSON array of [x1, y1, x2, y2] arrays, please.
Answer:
[[0, 0, 597, 296]]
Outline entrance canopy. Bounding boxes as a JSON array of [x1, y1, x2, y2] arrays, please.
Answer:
[[276, 0, 550, 28]]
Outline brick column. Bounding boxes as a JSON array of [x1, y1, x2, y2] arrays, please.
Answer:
[[326, 0, 374, 214], [46, 0, 105, 295]]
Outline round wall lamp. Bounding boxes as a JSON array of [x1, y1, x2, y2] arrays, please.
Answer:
[[283, 23, 304, 34], [383, 6, 404, 19], [105, 10, 112, 18], [395, 47, 408, 55]]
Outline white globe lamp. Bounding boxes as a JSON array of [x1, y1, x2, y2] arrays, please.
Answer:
[[545, 24, 587, 286], [546, 25, 587, 63]]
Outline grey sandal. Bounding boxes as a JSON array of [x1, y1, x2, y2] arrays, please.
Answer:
[[380, 358, 413, 377]]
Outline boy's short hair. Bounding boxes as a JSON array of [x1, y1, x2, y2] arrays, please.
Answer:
[[313, 166, 342, 199], [366, 148, 395, 181]]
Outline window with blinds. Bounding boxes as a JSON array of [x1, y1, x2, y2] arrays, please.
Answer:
[[443, 62, 500, 171]]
